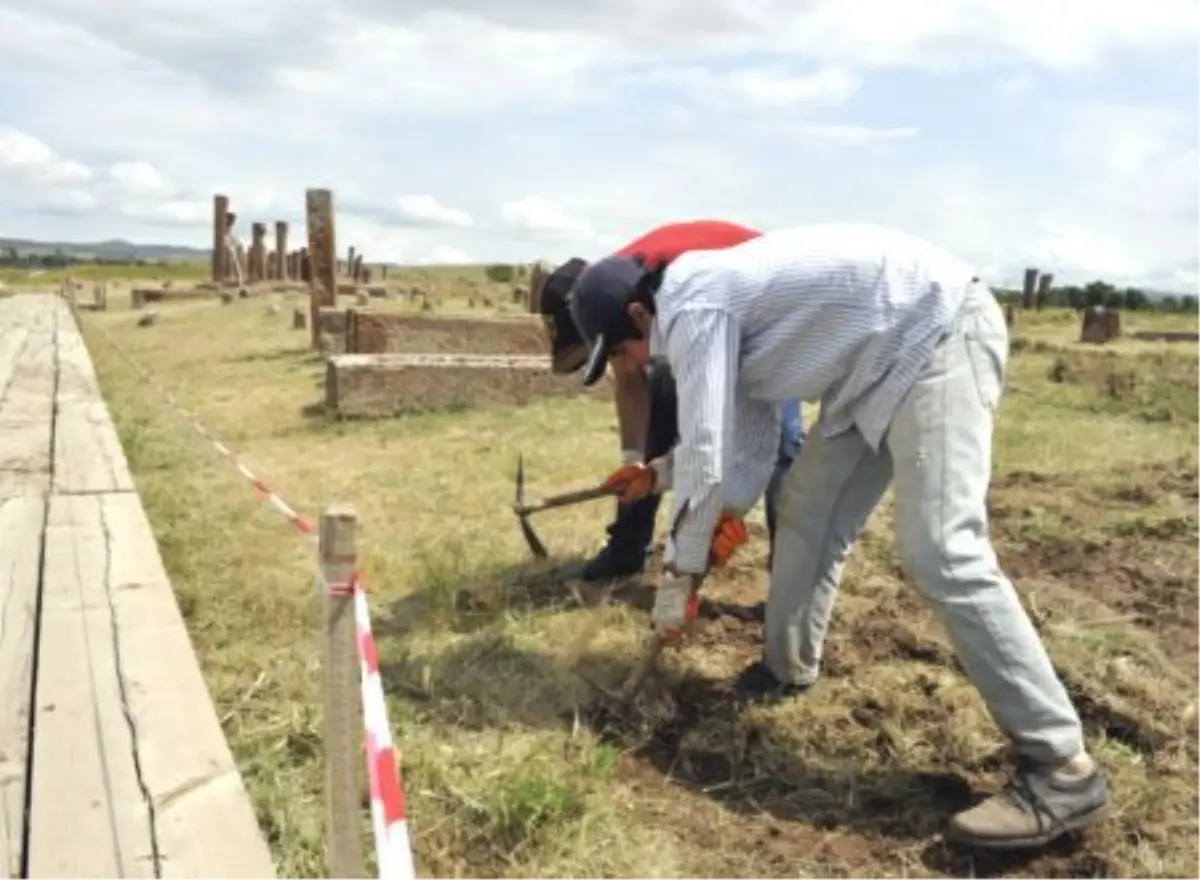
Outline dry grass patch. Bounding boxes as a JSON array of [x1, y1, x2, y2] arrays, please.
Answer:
[[80, 294, 1198, 878]]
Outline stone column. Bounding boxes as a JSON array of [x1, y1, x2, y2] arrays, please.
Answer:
[[275, 221, 289, 281], [212, 194, 228, 282]]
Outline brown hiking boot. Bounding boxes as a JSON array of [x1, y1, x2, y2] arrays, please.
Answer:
[[947, 759, 1111, 849]]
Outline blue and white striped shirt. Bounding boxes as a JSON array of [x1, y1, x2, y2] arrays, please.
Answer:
[[651, 222, 981, 574]]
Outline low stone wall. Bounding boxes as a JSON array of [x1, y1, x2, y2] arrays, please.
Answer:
[[317, 307, 350, 356], [345, 310, 549, 356], [324, 353, 606, 417]]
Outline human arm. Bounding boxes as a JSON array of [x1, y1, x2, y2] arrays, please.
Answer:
[[610, 359, 651, 461], [659, 307, 741, 575]]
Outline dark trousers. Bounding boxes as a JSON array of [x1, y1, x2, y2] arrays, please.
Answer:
[[603, 359, 804, 565]]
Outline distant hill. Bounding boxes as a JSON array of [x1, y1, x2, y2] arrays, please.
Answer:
[[0, 236, 208, 262]]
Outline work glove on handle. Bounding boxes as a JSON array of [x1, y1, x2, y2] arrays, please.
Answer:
[[651, 573, 701, 643], [708, 511, 749, 569], [601, 457, 670, 503]]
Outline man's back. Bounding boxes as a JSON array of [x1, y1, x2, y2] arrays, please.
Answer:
[[657, 222, 983, 448], [618, 220, 759, 267]]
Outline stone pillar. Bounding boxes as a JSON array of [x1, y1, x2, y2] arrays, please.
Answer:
[[347, 246, 355, 277], [275, 221, 289, 281], [212, 194, 228, 282], [306, 189, 337, 348], [1034, 272, 1054, 311], [224, 212, 238, 281], [352, 254, 364, 282], [1022, 267, 1038, 310], [249, 222, 267, 282]]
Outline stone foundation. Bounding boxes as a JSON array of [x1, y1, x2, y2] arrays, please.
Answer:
[[344, 311, 548, 356], [324, 353, 606, 417]]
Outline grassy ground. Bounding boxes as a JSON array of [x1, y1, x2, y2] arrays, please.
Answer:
[[75, 282, 1198, 878]]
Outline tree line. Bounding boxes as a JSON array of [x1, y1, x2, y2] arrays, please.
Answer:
[[991, 279, 1197, 314], [0, 247, 168, 269]]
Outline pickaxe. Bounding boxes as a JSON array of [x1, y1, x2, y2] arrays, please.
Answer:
[[513, 454, 621, 558], [578, 576, 703, 710]]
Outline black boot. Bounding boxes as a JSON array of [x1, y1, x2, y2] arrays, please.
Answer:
[[582, 494, 660, 581]]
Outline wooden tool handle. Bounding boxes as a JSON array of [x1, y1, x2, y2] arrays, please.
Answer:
[[515, 483, 619, 515]]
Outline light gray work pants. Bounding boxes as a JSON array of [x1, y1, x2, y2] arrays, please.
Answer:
[[765, 285, 1084, 764]]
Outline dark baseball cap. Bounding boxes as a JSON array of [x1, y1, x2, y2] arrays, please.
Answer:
[[538, 257, 589, 374], [568, 255, 650, 387]]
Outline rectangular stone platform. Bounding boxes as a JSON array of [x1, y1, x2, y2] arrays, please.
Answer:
[[324, 352, 607, 418]]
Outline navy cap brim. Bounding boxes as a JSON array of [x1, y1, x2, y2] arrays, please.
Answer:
[[580, 332, 609, 386]]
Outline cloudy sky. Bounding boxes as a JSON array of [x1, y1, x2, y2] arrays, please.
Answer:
[[0, 0, 1196, 290]]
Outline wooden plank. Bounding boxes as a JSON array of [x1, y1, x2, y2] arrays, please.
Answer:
[[100, 492, 275, 879], [52, 400, 134, 494], [51, 303, 134, 495], [28, 494, 155, 879], [0, 497, 45, 878], [24, 295, 273, 877], [0, 418, 52, 499], [0, 327, 30, 399], [53, 320, 102, 406]]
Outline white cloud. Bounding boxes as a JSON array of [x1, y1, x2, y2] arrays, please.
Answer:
[[0, 126, 91, 185], [394, 194, 474, 228], [725, 66, 860, 107], [997, 73, 1033, 96], [791, 122, 919, 146], [109, 160, 175, 197], [416, 245, 473, 265], [120, 199, 209, 226], [0, 1, 1194, 290], [640, 64, 860, 108], [500, 195, 597, 242]]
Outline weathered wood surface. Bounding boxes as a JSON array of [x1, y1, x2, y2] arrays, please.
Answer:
[[0, 295, 57, 877], [0, 293, 275, 879], [0, 497, 44, 878]]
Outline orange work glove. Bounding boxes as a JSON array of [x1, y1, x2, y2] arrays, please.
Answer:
[[601, 462, 657, 503], [708, 511, 749, 568], [651, 574, 702, 643]]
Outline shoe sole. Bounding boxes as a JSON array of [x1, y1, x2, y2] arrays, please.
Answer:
[[945, 801, 1112, 850]]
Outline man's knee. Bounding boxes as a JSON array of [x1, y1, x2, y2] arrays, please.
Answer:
[[895, 520, 999, 602]]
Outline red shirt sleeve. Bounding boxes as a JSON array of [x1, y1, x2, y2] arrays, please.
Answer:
[[616, 220, 761, 267]]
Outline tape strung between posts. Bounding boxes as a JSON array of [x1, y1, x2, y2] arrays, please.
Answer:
[[90, 323, 415, 880]]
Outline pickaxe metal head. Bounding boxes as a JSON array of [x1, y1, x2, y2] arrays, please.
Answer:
[[515, 454, 549, 559]]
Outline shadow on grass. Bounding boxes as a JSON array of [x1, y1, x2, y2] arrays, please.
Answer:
[[375, 620, 1092, 877], [376, 553, 765, 644]]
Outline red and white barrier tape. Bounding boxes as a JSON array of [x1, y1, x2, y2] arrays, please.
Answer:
[[353, 582, 415, 880], [89, 323, 414, 879]]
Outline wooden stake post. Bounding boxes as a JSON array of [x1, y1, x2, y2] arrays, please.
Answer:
[[319, 504, 366, 878], [306, 189, 338, 349]]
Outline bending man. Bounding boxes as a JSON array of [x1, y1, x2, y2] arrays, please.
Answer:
[[538, 220, 803, 581], [566, 222, 1110, 850]]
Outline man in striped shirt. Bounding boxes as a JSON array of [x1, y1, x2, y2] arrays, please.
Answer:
[[566, 222, 1110, 850], [538, 220, 804, 581]]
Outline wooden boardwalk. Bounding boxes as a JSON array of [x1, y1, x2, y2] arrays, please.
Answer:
[[0, 294, 275, 879]]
